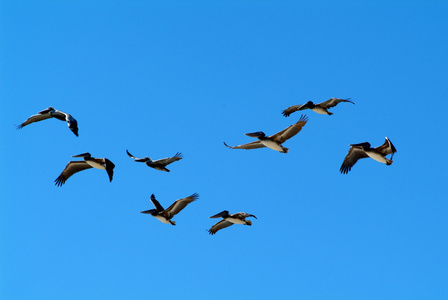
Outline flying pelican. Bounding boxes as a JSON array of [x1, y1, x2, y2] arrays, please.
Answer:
[[126, 150, 182, 172], [208, 210, 257, 235], [55, 153, 115, 186], [140, 193, 198, 225], [17, 107, 79, 136], [224, 114, 308, 153], [282, 98, 354, 117], [340, 137, 397, 174]]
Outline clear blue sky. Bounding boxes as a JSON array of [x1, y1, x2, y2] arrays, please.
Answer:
[[1, 1, 447, 299]]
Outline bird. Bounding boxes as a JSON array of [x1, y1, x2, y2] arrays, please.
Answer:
[[17, 107, 79, 136], [55, 153, 115, 186], [140, 193, 198, 225], [208, 210, 257, 235], [282, 98, 354, 117], [126, 150, 182, 172], [340, 137, 397, 174], [224, 114, 308, 153]]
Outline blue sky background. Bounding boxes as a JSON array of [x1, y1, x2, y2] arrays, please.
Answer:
[[1, 1, 447, 299]]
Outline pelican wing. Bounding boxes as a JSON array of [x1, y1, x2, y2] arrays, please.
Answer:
[[126, 150, 141, 160], [17, 113, 53, 129], [232, 212, 257, 219], [208, 220, 234, 235], [281, 104, 309, 117], [270, 114, 308, 143], [153, 152, 183, 166], [126, 150, 149, 162], [150, 194, 165, 212], [162, 193, 198, 219], [340, 147, 369, 174], [223, 141, 265, 150], [55, 161, 93, 186], [51, 111, 68, 121], [318, 98, 354, 109], [104, 159, 115, 182], [375, 137, 397, 156]]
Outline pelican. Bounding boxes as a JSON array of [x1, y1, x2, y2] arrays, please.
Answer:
[[224, 114, 308, 153], [208, 210, 257, 235], [140, 193, 198, 225], [126, 150, 182, 172], [340, 137, 397, 174], [282, 98, 354, 117], [55, 153, 115, 186], [17, 107, 79, 136]]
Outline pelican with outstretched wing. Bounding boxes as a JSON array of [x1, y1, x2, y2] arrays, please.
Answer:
[[340, 137, 397, 174], [55, 153, 115, 186], [282, 98, 354, 117], [17, 107, 79, 136], [224, 114, 308, 153], [208, 210, 257, 235], [126, 150, 182, 172], [141, 193, 198, 225]]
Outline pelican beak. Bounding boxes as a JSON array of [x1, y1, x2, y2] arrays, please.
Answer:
[[245, 131, 264, 138], [72, 152, 91, 158]]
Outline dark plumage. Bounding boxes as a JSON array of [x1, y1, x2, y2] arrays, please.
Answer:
[[126, 150, 183, 172], [55, 153, 115, 186], [282, 98, 354, 117], [340, 137, 397, 174], [208, 210, 257, 235], [17, 107, 79, 136], [141, 193, 198, 225], [224, 114, 308, 153]]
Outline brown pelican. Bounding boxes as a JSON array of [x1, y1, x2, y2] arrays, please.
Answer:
[[340, 137, 397, 174], [126, 150, 182, 172], [224, 114, 308, 153], [282, 98, 354, 117], [17, 107, 79, 136], [140, 193, 198, 225], [208, 210, 257, 235], [55, 153, 115, 186]]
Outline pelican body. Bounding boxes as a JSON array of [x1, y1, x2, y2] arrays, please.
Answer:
[[282, 98, 354, 117], [340, 137, 397, 174], [208, 210, 257, 235], [141, 193, 198, 225], [126, 150, 182, 172], [55, 152, 115, 186], [224, 114, 308, 153], [17, 107, 79, 136]]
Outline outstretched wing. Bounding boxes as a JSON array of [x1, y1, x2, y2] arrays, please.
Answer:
[[208, 220, 234, 235], [270, 114, 308, 143], [318, 98, 354, 109], [55, 161, 93, 186], [153, 152, 183, 166], [340, 147, 369, 174], [223, 141, 265, 150], [162, 193, 199, 219], [281, 104, 309, 117], [150, 194, 165, 212], [126, 150, 140, 160], [17, 112, 53, 129], [375, 137, 397, 156], [126, 150, 149, 162], [232, 212, 257, 219]]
